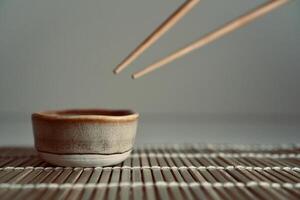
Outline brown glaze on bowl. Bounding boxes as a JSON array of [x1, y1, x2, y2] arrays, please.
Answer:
[[32, 109, 139, 167]]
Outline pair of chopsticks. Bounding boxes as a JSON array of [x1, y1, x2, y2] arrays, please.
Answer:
[[114, 0, 290, 79]]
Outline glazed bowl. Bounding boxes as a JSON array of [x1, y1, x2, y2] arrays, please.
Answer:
[[32, 109, 139, 167]]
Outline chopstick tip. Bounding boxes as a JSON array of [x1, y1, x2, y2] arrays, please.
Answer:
[[113, 68, 121, 75], [131, 74, 138, 80]]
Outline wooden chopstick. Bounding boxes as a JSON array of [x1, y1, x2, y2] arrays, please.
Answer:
[[132, 0, 289, 79], [113, 0, 200, 74]]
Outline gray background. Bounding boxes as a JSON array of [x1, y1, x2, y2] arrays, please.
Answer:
[[0, 0, 299, 145]]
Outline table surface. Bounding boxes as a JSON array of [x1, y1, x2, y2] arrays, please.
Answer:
[[1, 114, 300, 199], [0, 144, 300, 199]]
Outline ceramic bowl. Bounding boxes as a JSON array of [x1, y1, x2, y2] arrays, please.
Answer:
[[32, 109, 139, 167]]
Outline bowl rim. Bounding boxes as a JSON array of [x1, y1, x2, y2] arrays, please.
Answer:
[[32, 108, 139, 122]]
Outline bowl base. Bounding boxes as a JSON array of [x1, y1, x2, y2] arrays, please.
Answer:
[[38, 150, 131, 167]]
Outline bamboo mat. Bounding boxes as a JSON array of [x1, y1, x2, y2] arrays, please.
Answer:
[[0, 144, 300, 199]]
